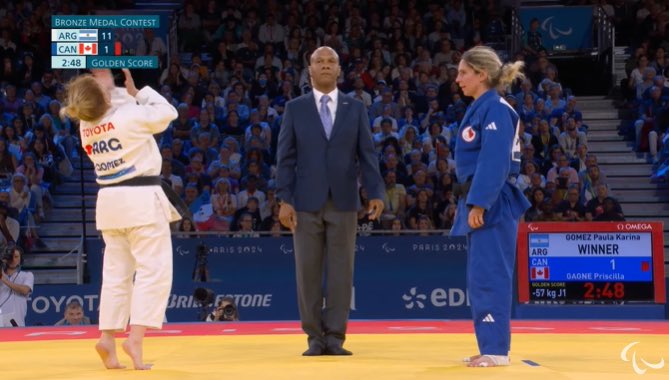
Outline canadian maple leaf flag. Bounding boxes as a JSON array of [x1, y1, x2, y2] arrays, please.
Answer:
[[530, 267, 550, 280], [79, 43, 97, 55]]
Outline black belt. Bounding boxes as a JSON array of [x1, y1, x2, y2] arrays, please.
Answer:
[[453, 180, 472, 198], [99, 176, 193, 221], [452, 176, 517, 199], [99, 176, 162, 188]]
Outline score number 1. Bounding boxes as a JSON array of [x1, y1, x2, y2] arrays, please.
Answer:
[[610, 259, 615, 271], [99, 30, 115, 56]]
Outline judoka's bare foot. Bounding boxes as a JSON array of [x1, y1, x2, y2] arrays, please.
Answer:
[[467, 354, 510, 367], [95, 339, 125, 369], [463, 354, 481, 363], [122, 339, 152, 370]]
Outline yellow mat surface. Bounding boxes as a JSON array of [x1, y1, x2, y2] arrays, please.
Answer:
[[3, 333, 668, 380]]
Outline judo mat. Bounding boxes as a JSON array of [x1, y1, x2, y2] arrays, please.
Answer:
[[1, 320, 668, 380]]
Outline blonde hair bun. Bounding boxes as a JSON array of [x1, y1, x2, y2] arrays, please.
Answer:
[[62, 75, 111, 122]]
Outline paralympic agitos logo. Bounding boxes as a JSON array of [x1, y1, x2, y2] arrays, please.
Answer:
[[620, 342, 665, 375], [541, 16, 573, 40]]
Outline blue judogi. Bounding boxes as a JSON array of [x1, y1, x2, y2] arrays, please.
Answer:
[[451, 89, 531, 356]]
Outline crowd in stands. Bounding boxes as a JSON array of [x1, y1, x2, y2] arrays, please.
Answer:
[[0, 0, 629, 247], [616, 0, 669, 182], [0, 1, 84, 252], [166, 0, 627, 234]]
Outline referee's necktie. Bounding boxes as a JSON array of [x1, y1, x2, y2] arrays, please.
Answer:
[[320, 95, 333, 139]]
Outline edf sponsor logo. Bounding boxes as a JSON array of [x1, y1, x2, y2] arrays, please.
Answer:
[[402, 287, 470, 309]]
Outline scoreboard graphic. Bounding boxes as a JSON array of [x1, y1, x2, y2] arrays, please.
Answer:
[[517, 222, 666, 304], [50, 15, 160, 69]]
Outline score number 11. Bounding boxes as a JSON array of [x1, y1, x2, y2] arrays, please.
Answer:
[[99, 30, 115, 56]]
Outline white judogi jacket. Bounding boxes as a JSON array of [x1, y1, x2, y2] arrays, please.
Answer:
[[80, 86, 180, 230]]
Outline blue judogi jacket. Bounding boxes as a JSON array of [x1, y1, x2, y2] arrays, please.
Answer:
[[451, 89, 531, 236]]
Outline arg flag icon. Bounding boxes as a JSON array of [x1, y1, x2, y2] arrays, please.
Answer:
[[529, 234, 549, 248], [78, 29, 98, 41]]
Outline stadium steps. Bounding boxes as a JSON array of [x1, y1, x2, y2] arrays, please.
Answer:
[[604, 164, 657, 176], [53, 182, 98, 195], [45, 208, 96, 222], [587, 140, 633, 152], [24, 158, 98, 284], [37, 222, 97, 237], [606, 178, 660, 190], [31, 269, 79, 284], [64, 171, 96, 182], [581, 109, 620, 122], [615, 189, 669, 203], [579, 96, 669, 270], [24, 252, 78, 268], [613, 46, 630, 89], [31, 236, 81, 251], [622, 203, 669, 217], [51, 195, 96, 208], [588, 130, 628, 141]]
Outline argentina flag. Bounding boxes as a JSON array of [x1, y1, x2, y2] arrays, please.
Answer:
[[529, 234, 549, 248], [78, 29, 98, 41]]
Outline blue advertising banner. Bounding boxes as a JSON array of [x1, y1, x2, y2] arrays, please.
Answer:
[[519, 6, 593, 51], [86, 237, 298, 285], [353, 237, 470, 319], [25, 237, 665, 325], [26, 284, 101, 326], [25, 281, 295, 326], [30, 236, 469, 326]]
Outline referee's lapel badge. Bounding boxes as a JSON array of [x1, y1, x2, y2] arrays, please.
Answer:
[[462, 126, 476, 142]]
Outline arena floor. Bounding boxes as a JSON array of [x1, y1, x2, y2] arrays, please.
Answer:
[[2, 320, 668, 380]]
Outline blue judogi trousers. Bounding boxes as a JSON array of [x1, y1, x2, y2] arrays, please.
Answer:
[[466, 217, 519, 355]]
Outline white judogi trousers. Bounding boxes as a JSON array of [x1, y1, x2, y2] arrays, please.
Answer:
[[98, 217, 172, 331]]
